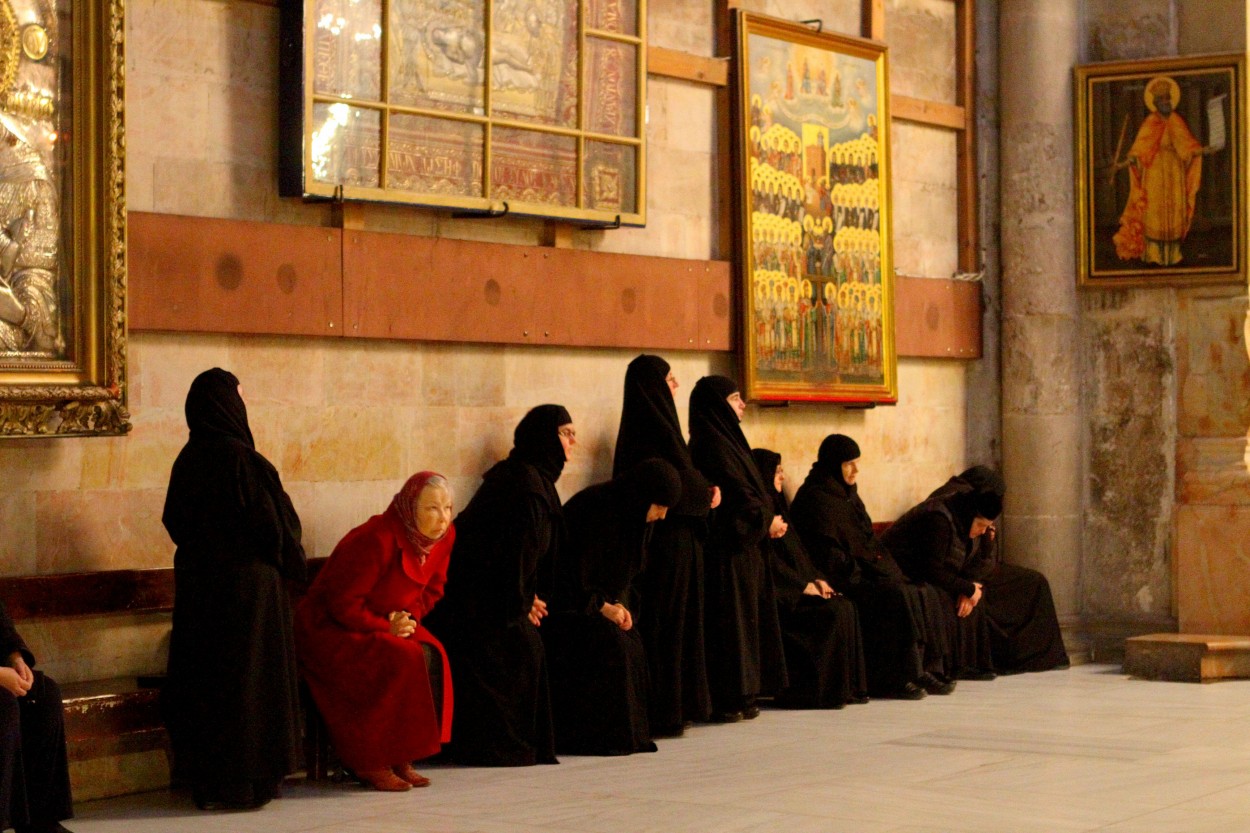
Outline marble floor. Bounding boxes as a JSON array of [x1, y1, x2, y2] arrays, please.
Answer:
[[69, 664, 1250, 833]]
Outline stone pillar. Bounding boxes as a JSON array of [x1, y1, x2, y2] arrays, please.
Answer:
[[998, 0, 1083, 642]]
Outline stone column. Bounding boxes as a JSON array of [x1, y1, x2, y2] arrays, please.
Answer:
[[998, 0, 1083, 642]]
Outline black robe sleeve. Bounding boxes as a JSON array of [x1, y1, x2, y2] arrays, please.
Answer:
[[903, 513, 978, 599]]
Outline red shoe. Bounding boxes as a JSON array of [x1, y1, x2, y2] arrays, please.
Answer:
[[357, 768, 411, 792], [392, 764, 431, 788]]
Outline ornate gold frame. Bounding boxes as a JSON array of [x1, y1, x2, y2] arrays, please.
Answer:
[[735, 12, 897, 404], [279, 0, 647, 227], [1075, 53, 1245, 288], [0, 0, 129, 437]]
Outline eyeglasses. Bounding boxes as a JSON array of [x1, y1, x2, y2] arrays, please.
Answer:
[[558, 428, 577, 440]]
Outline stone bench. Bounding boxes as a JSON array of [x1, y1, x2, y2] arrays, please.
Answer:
[[1124, 633, 1250, 682]]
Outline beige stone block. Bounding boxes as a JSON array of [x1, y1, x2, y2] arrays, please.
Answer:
[[1000, 241, 1079, 317], [455, 406, 531, 480], [126, 151, 156, 214], [892, 180, 958, 278], [80, 409, 186, 492], [36, 489, 171, 573], [1176, 504, 1250, 634], [409, 406, 463, 481], [297, 480, 399, 559], [227, 335, 326, 407], [504, 346, 635, 413], [1177, 438, 1250, 506], [1178, 0, 1245, 53], [436, 214, 545, 247], [222, 1, 280, 90], [999, 3, 1079, 127], [660, 82, 715, 155], [127, 70, 211, 163], [647, 0, 714, 55], [359, 204, 440, 237], [24, 613, 172, 682], [0, 494, 36, 576], [0, 440, 82, 492], [128, 0, 228, 80], [648, 148, 713, 227], [71, 749, 170, 801], [278, 406, 407, 483], [324, 339, 424, 406], [1000, 513, 1081, 620], [892, 123, 957, 188], [1001, 314, 1079, 415], [1085, 0, 1175, 61], [1001, 412, 1082, 518], [131, 333, 233, 411], [737, 0, 858, 33], [422, 343, 506, 407], [206, 82, 277, 167], [887, 0, 957, 104]]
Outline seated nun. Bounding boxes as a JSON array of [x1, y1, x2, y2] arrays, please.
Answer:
[[880, 467, 1068, 675], [295, 472, 455, 792], [752, 448, 867, 709], [542, 459, 683, 755]]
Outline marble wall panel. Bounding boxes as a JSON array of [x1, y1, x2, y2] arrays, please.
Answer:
[[0, 494, 37, 577], [35, 490, 170, 574], [1176, 504, 1250, 633], [648, 0, 714, 56], [277, 405, 408, 483], [1084, 0, 1175, 62], [22, 613, 172, 682], [1176, 292, 1250, 439], [887, 0, 957, 104], [1177, 0, 1245, 54]]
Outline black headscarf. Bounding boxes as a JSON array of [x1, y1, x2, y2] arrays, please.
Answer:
[[929, 465, 1005, 533], [817, 434, 860, 486], [185, 367, 254, 448], [750, 448, 784, 516], [799, 433, 874, 542], [613, 355, 692, 475], [688, 375, 771, 504], [511, 404, 572, 483]]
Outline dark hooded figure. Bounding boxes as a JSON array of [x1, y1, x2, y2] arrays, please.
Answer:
[[0, 601, 73, 833], [789, 434, 951, 700], [425, 404, 573, 766], [882, 467, 1068, 674], [543, 458, 683, 755], [161, 368, 307, 810], [752, 449, 867, 709], [612, 355, 713, 735], [687, 376, 787, 721]]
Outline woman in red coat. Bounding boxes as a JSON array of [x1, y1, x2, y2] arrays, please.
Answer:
[[296, 471, 455, 792]]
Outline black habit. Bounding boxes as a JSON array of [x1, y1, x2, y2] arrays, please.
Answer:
[[688, 376, 786, 713], [161, 368, 307, 809], [543, 459, 682, 755], [885, 468, 1068, 674], [751, 449, 867, 709], [612, 355, 713, 733], [788, 435, 946, 697], [426, 405, 570, 766], [0, 602, 72, 833]]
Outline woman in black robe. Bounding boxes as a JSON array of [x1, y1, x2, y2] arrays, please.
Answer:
[[543, 458, 682, 755], [0, 600, 72, 833], [612, 355, 713, 736], [688, 376, 786, 721], [751, 449, 867, 709], [425, 404, 573, 766], [789, 434, 951, 700], [161, 368, 307, 810], [882, 467, 1068, 674]]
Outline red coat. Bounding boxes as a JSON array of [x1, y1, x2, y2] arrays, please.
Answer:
[[295, 509, 454, 770]]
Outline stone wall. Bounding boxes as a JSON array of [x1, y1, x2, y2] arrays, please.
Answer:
[[0, 0, 977, 690]]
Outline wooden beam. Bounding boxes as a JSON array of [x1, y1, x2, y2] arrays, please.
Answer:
[[862, 0, 885, 40], [891, 95, 968, 131], [647, 46, 729, 87], [955, 0, 980, 272]]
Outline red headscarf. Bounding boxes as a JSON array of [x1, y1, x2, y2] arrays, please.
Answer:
[[389, 471, 451, 564]]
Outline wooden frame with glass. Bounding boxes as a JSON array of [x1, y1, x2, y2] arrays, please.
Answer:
[[0, 0, 129, 437], [734, 11, 897, 404], [279, 0, 646, 226]]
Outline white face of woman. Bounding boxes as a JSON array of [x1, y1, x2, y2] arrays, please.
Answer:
[[726, 391, 746, 421], [646, 503, 669, 523], [558, 423, 577, 461], [415, 485, 453, 541], [773, 464, 785, 493], [841, 457, 859, 485]]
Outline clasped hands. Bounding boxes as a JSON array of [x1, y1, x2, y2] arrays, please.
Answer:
[[599, 601, 633, 631], [802, 579, 837, 599], [0, 651, 34, 697], [387, 610, 417, 638], [957, 582, 984, 618]]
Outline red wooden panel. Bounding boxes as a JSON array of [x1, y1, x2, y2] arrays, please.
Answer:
[[894, 276, 983, 359], [129, 212, 342, 337], [698, 261, 733, 351]]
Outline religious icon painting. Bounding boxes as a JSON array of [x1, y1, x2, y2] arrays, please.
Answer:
[[0, 0, 129, 437], [1075, 54, 1246, 288], [734, 12, 897, 405]]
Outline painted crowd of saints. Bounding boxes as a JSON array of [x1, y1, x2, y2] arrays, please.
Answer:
[[310, 0, 635, 212], [746, 35, 886, 387], [0, 0, 61, 362]]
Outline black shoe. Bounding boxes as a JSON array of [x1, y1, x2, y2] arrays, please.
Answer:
[[742, 704, 761, 720], [849, 694, 870, 705], [917, 672, 956, 695], [958, 669, 997, 681], [709, 709, 744, 723], [885, 682, 926, 700]]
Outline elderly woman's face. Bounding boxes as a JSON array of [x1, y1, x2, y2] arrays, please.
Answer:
[[841, 458, 859, 485], [726, 392, 746, 421], [415, 484, 453, 540], [558, 423, 577, 461], [773, 464, 785, 493]]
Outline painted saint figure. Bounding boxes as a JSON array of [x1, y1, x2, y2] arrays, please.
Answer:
[[1112, 75, 1218, 266]]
